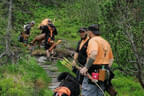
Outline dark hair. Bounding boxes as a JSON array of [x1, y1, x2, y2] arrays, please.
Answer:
[[88, 24, 100, 35]]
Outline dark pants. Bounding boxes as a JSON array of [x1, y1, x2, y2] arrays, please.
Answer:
[[72, 67, 84, 85], [18, 36, 28, 44]]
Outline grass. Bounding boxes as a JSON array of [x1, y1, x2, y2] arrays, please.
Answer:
[[112, 70, 144, 96], [0, 56, 51, 96]]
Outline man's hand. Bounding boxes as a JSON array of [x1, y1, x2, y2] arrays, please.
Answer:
[[80, 67, 88, 76], [72, 60, 76, 66], [49, 40, 54, 44], [109, 59, 114, 68]]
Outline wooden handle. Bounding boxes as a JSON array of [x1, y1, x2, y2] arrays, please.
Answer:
[[74, 64, 97, 83], [48, 40, 62, 52]]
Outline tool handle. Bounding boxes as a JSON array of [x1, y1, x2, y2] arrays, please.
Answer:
[[48, 40, 61, 52]]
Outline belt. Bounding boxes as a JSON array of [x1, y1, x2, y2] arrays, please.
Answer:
[[91, 64, 109, 69], [88, 64, 109, 74]]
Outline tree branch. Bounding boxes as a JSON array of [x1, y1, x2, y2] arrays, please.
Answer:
[[0, 52, 6, 59]]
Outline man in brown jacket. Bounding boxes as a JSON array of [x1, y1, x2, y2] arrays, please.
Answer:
[[80, 24, 116, 96]]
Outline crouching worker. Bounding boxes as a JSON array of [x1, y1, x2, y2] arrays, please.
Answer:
[[19, 21, 35, 45], [30, 18, 57, 57], [30, 18, 57, 47], [72, 28, 89, 85], [41, 19, 57, 57], [44, 25, 57, 57], [80, 24, 117, 96], [30, 18, 53, 46]]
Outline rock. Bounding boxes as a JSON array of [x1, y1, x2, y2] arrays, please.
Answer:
[[47, 66, 58, 72], [51, 77, 58, 83], [48, 82, 60, 90], [37, 56, 47, 63], [54, 48, 74, 58]]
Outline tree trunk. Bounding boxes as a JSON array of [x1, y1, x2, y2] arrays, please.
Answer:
[[5, 0, 14, 63]]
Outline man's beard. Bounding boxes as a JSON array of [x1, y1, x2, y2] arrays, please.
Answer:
[[81, 34, 87, 40]]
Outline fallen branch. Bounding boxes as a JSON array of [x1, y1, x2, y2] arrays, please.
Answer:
[[0, 52, 6, 59]]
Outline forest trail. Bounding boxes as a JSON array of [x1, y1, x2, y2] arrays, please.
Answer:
[[36, 56, 60, 91], [32, 41, 75, 91]]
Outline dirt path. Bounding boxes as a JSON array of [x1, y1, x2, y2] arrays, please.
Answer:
[[32, 41, 75, 92], [36, 56, 61, 91]]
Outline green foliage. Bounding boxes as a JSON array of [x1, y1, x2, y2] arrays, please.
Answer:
[[0, 0, 144, 95], [43, 89, 53, 96], [56, 60, 72, 73], [0, 0, 8, 53], [0, 78, 33, 96], [0, 56, 51, 96], [112, 70, 144, 96]]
